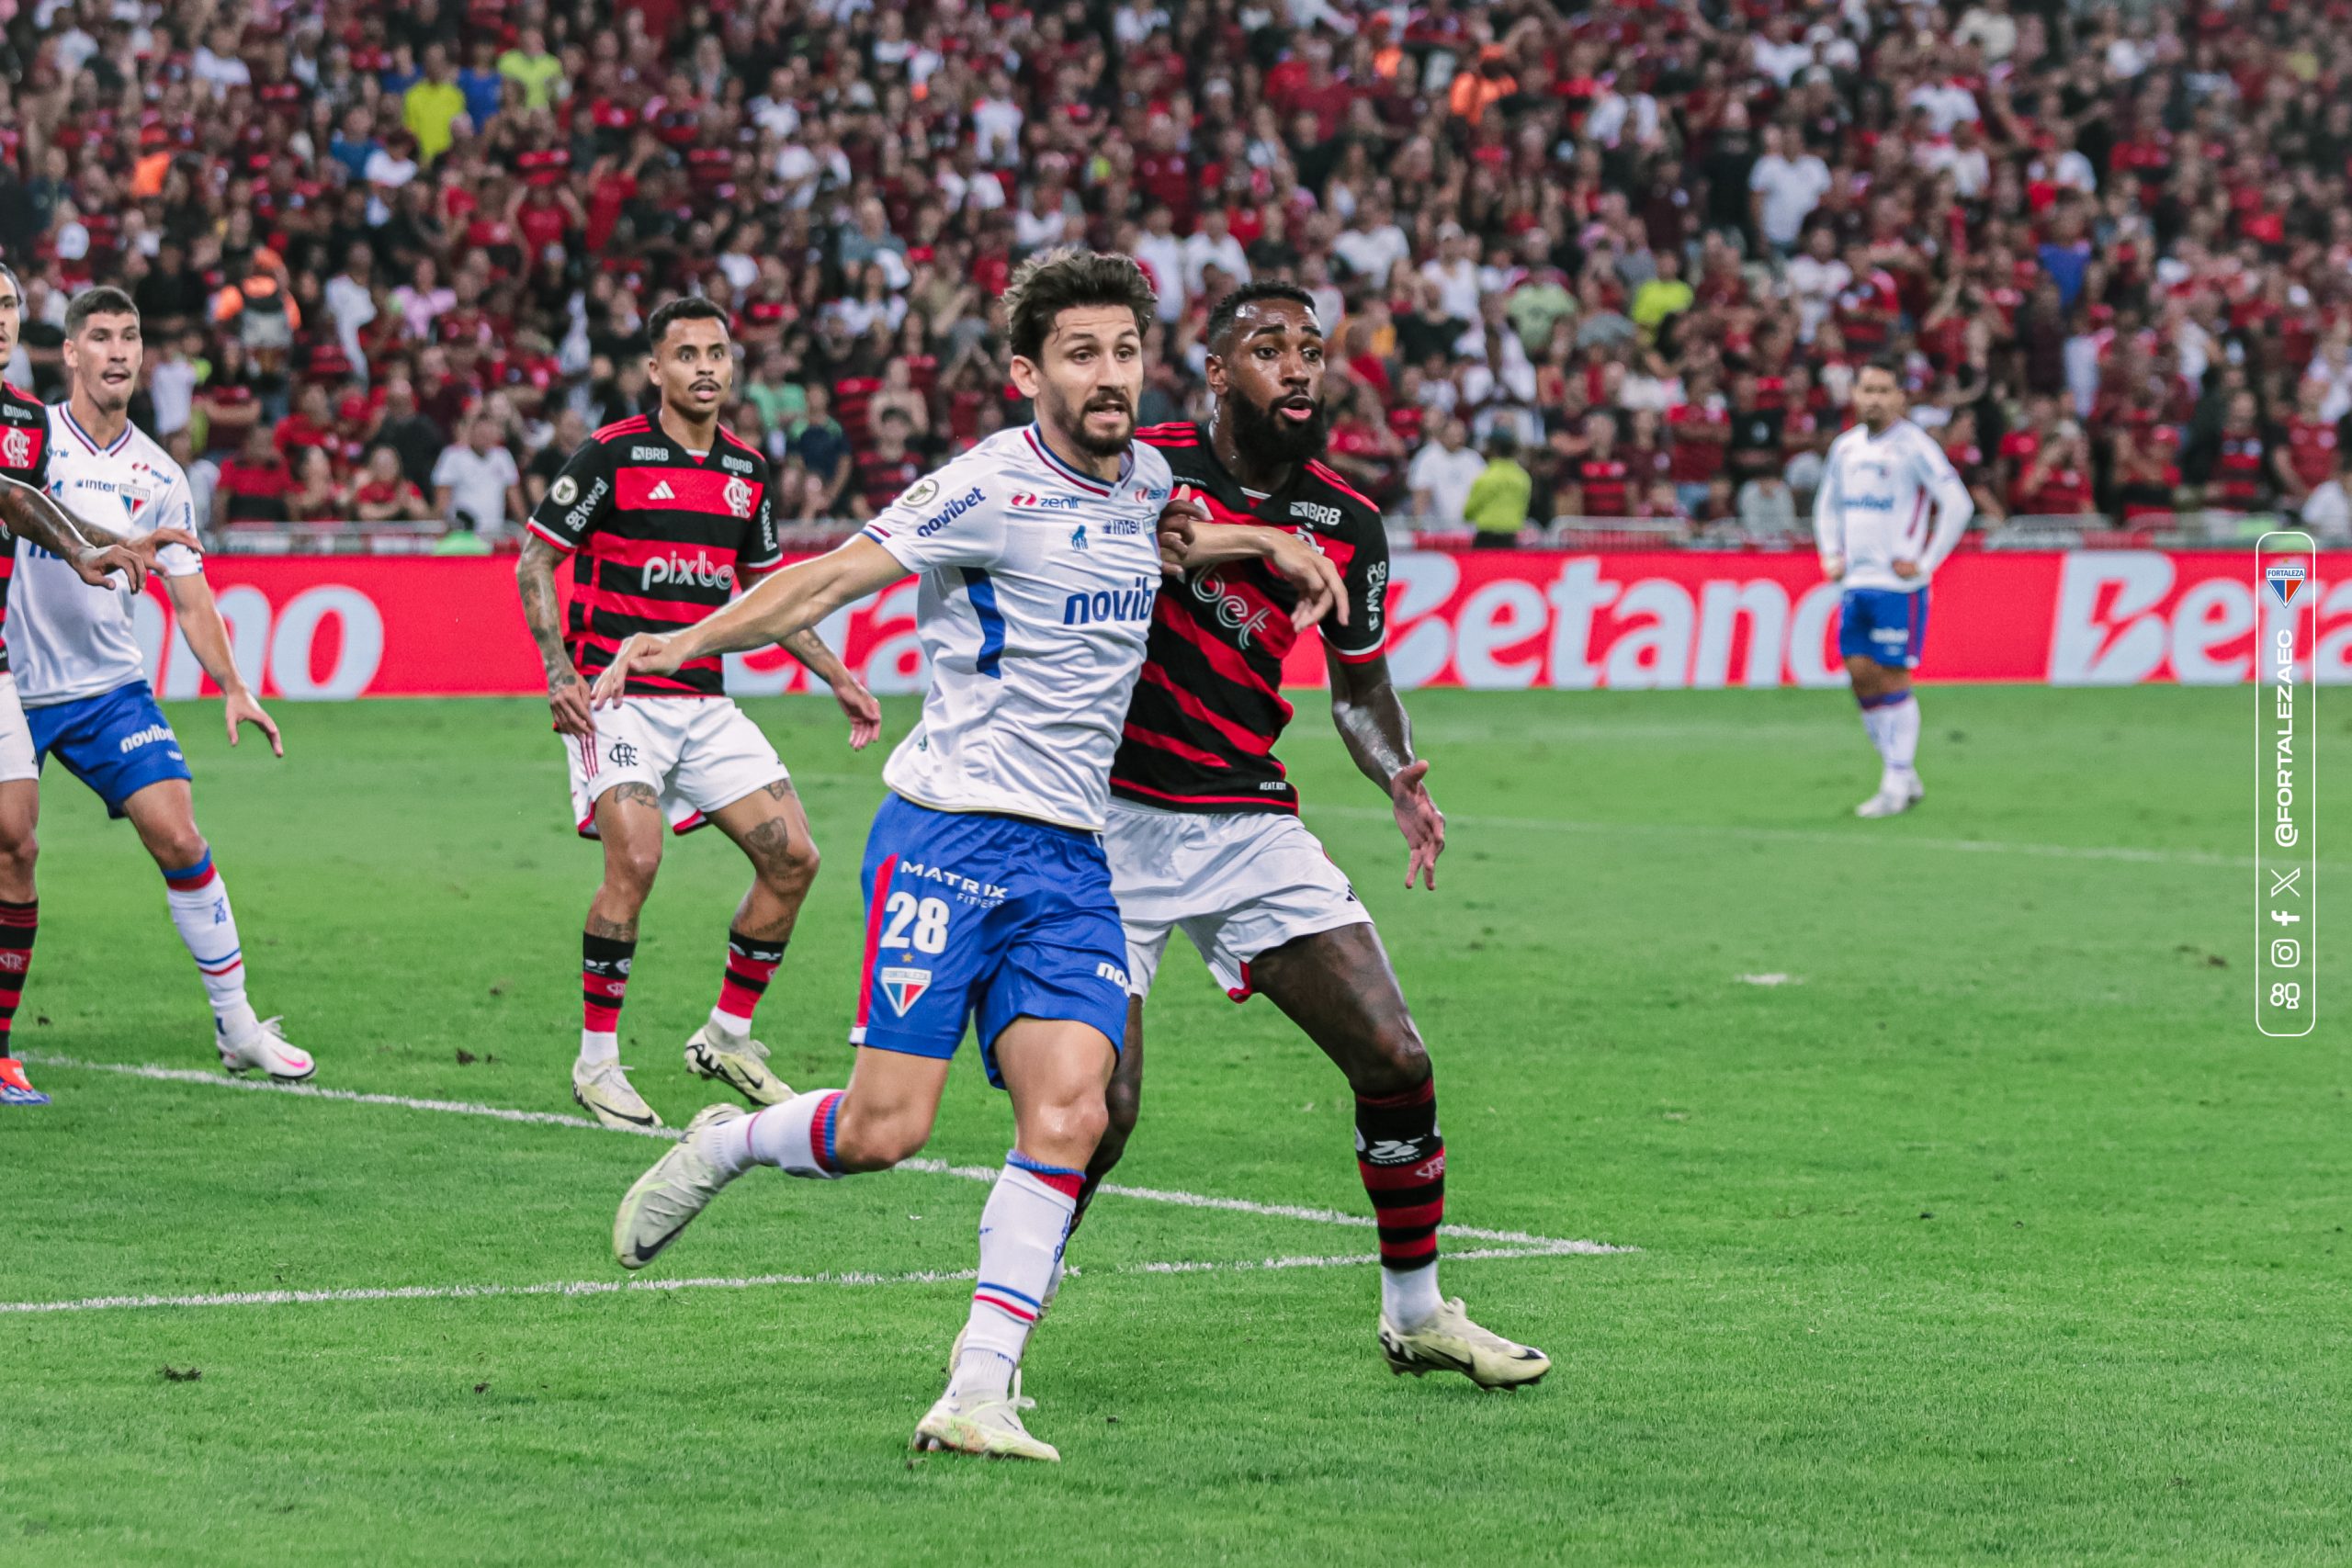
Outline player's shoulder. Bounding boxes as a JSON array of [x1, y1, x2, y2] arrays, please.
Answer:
[[1134, 421, 1201, 451], [713, 423, 772, 477], [585, 412, 655, 453], [1298, 457, 1383, 524], [125, 424, 187, 486], [0, 380, 41, 414]]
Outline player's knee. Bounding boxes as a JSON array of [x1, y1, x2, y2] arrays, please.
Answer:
[[1034, 1089, 1110, 1163], [1350, 1017, 1430, 1098], [0, 831, 37, 886], [770, 835, 820, 891], [604, 843, 662, 897], [150, 829, 209, 874], [1103, 1072, 1140, 1141]]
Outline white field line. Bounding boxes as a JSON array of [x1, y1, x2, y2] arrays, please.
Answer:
[[22, 1053, 1621, 1253], [0, 1244, 1600, 1318], [1313, 804, 2248, 870]]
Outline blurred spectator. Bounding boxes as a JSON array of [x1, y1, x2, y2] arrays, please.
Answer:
[[1464, 430, 1532, 548], [214, 428, 294, 528], [347, 447, 433, 525], [1737, 474, 1800, 538], [431, 412, 524, 538], [1408, 418, 1485, 527]]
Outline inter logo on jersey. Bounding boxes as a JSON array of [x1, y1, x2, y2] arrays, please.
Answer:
[[878, 965, 933, 1016], [2268, 561, 2308, 606]]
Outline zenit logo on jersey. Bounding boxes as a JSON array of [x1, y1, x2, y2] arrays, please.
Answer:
[[2268, 561, 2308, 606], [525, 413, 779, 697]]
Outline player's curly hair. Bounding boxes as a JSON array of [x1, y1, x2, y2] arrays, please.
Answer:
[[1002, 248, 1157, 363]]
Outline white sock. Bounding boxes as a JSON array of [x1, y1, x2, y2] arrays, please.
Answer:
[[578, 1032, 618, 1069], [163, 850, 255, 1037], [952, 1155, 1080, 1402], [1858, 702, 1897, 769], [1884, 694, 1920, 776], [705, 1007, 749, 1041], [1383, 1260, 1444, 1331], [729, 1089, 845, 1179]]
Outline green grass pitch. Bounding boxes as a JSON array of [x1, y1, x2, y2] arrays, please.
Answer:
[[4, 685, 2345, 1565]]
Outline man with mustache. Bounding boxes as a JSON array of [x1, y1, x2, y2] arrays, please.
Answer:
[[516, 295, 880, 1133], [600, 251, 1341, 1461], [1088, 281, 1550, 1387]]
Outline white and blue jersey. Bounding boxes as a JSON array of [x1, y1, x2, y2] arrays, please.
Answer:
[[8, 407, 205, 814], [848, 424, 1171, 1068], [859, 423, 1172, 834], [1814, 417, 1971, 671], [15, 405, 203, 705]]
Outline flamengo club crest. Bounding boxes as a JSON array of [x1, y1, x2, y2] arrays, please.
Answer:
[[723, 476, 753, 519], [2267, 560, 2308, 606], [878, 965, 932, 1016], [0, 427, 27, 470]]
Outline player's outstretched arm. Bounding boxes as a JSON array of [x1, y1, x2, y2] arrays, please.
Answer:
[[164, 571, 283, 758], [776, 625, 882, 750], [515, 535, 592, 737], [1328, 645, 1444, 891], [0, 474, 198, 592], [591, 536, 907, 706]]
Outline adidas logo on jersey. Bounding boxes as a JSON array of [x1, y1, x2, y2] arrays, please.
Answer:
[[648, 479, 676, 501], [642, 554, 734, 590]]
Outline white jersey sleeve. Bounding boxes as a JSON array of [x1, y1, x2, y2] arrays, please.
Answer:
[[867, 426, 1172, 832]]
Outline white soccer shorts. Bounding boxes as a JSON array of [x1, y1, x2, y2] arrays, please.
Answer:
[[0, 671, 37, 785], [1104, 800, 1372, 1001], [564, 696, 790, 839]]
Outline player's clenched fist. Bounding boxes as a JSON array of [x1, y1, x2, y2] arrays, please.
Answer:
[[591, 633, 682, 706]]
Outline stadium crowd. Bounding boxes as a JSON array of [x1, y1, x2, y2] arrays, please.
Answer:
[[5, 0, 2352, 549]]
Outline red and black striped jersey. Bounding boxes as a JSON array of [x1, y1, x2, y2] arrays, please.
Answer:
[[1111, 422, 1389, 816], [0, 381, 53, 674], [526, 412, 781, 698]]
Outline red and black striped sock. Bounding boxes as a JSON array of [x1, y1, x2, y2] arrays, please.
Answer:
[[1356, 1077, 1444, 1272], [582, 931, 636, 1043], [0, 898, 35, 1046], [712, 928, 786, 1032]]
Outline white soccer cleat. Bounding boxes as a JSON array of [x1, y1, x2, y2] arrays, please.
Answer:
[[573, 1060, 663, 1131], [613, 1102, 746, 1269], [911, 1390, 1061, 1462], [1379, 1298, 1551, 1390], [1854, 785, 1914, 818], [683, 1023, 792, 1105], [1904, 772, 1926, 803], [217, 1017, 314, 1082]]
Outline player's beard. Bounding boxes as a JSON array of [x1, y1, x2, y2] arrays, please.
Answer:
[[1228, 389, 1329, 468], [1041, 382, 1136, 459]]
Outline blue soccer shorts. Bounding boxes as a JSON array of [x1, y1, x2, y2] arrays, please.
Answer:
[[1837, 586, 1930, 671], [852, 793, 1131, 1088], [28, 679, 194, 818]]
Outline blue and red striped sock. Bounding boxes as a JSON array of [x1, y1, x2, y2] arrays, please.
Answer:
[[162, 849, 255, 1038], [953, 1152, 1081, 1400]]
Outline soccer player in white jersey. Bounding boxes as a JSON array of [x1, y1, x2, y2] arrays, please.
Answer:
[[1815, 360, 1973, 818], [7, 287, 311, 1080], [0, 268, 200, 1107], [600, 251, 1336, 1463]]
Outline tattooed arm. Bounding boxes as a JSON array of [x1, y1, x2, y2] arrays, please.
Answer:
[[0, 473, 187, 591], [516, 534, 591, 737], [779, 625, 882, 750]]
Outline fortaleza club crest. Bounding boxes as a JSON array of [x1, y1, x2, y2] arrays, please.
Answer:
[[722, 476, 753, 519], [0, 427, 27, 469], [878, 965, 932, 1016], [2267, 560, 2308, 606]]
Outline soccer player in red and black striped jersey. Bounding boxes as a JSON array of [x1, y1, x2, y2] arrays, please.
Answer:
[[1076, 282, 1549, 1387], [0, 265, 203, 1107], [516, 296, 880, 1132]]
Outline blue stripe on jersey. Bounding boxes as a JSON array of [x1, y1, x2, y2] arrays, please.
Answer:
[[962, 567, 1006, 679]]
